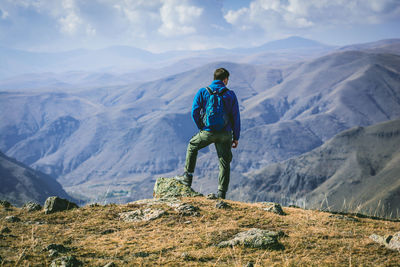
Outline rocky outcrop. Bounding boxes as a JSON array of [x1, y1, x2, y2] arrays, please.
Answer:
[[217, 228, 284, 249], [370, 232, 400, 252], [153, 177, 202, 198], [44, 197, 79, 214]]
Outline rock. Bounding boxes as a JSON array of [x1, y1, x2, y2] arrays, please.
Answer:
[[45, 244, 69, 253], [329, 214, 359, 222], [174, 203, 200, 216], [101, 229, 117, 235], [0, 227, 11, 234], [207, 193, 218, 199], [23, 202, 42, 212], [5, 216, 21, 223], [260, 202, 286, 215], [49, 250, 59, 257], [0, 200, 12, 208], [181, 252, 195, 261], [216, 201, 231, 209], [132, 197, 181, 206], [153, 177, 202, 198], [217, 228, 284, 249], [133, 251, 149, 257], [25, 221, 45, 225], [119, 208, 166, 222], [44, 197, 79, 214], [50, 255, 82, 267], [370, 232, 400, 252]]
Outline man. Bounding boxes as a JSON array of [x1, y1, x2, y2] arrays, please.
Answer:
[[176, 68, 241, 199]]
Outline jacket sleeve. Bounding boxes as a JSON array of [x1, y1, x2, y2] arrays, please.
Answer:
[[191, 89, 204, 130], [231, 92, 241, 140]]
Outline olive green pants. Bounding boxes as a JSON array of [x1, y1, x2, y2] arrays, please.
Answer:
[[185, 130, 233, 193]]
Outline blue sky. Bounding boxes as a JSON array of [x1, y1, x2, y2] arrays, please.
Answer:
[[0, 0, 399, 52]]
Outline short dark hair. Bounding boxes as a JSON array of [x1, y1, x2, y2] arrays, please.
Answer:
[[214, 68, 230, 81]]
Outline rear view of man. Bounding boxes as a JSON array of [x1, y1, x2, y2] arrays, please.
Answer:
[[176, 68, 241, 199]]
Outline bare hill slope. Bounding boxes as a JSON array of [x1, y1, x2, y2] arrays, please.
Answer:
[[0, 151, 71, 206], [231, 119, 400, 219]]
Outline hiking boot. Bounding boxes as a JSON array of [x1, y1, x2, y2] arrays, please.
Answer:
[[217, 190, 226, 199], [175, 172, 193, 187]]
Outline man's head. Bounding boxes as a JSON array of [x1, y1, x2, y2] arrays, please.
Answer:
[[214, 68, 230, 85]]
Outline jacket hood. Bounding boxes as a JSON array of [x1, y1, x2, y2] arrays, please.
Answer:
[[209, 80, 227, 93]]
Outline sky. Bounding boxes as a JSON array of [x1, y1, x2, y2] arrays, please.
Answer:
[[0, 0, 400, 53]]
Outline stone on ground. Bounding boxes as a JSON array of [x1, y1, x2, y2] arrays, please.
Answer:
[[218, 228, 284, 249], [260, 202, 286, 215], [44, 197, 79, 214], [174, 203, 200, 216], [153, 177, 202, 198], [23, 202, 42, 212], [370, 232, 400, 252], [4, 216, 20, 223], [216, 200, 231, 209], [50, 255, 82, 267], [119, 208, 166, 222], [0, 200, 12, 208]]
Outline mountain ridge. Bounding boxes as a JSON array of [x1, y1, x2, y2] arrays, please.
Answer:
[[230, 119, 400, 219], [0, 150, 72, 206]]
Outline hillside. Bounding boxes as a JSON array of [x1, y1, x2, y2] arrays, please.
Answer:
[[0, 195, 399, 266], [231, 119, 400, 219], [0, 151, 71, 206], [1, 41, 400, 203]]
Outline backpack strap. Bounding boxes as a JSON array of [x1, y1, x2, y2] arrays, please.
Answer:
[[205, 87, 228, 95], [205, 87, 214, 95], [218, 88, 228, 96]]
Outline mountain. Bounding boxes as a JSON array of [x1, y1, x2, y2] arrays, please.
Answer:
[[0, 151, 72, 206], [0, 37, 334, 80], [338, 39, 400, 55], [1, 42, 400, 203], [230, 119, 400, 219], [238, 36, 333, 53]]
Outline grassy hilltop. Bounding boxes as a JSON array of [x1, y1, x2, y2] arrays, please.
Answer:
[[0, 196, 399, 266]]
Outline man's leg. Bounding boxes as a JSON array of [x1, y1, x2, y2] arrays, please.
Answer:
[[185, 131, 214, 174], [215, 132, 233, 197]]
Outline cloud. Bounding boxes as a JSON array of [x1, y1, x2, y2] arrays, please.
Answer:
[[224, 0, 400, 32], [158, 0, 203, 36], [0, 0, 399, 51], [0, 7, 9, 19]]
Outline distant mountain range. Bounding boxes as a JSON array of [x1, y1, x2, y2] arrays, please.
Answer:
[[0, 36, 332, 82], [230, 119, 400, 219], [0, 151, 72, 206], [1, 38, 400, 206]]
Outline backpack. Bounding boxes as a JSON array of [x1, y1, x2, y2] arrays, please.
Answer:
[[203, 87, 228, 131]]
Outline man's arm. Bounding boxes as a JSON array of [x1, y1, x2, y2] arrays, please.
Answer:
[[232, 140, 238, 148], [231, 92, 241, 147], [191, 89, 204, 129]]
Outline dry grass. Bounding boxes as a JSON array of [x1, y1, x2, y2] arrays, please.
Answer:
[[0, 197, 399, 266]]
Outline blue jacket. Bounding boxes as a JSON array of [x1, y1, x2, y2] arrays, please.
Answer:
[[191, 80, 241, 140]]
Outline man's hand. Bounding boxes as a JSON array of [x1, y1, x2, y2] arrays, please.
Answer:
[[232, 140, 238, 148]]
